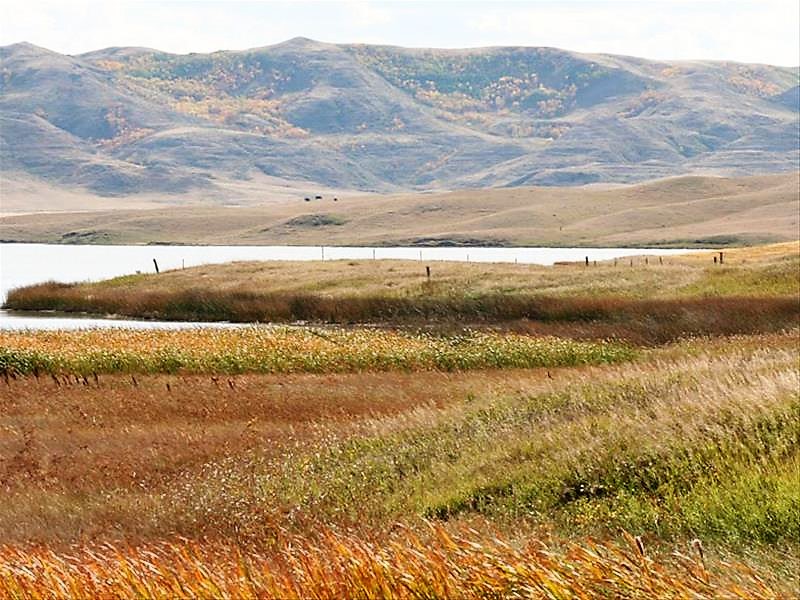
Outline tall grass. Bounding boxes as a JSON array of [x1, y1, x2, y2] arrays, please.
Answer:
[[0, 525, 788, 599], [6, 281, 798, 337], [1, 330, 797, 595], [0, 327, 634, 376], [160, 335, 799, 546]]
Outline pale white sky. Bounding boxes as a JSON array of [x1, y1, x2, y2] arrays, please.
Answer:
[[1, 0, 798, 66]]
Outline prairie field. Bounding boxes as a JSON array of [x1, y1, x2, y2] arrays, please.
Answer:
[[2, 173, 797, 248], [5, 242, 799, 344], [1, 330, 798, 597], [1, 242, 798, 598]]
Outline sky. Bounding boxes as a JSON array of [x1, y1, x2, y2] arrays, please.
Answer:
[[1, 0, 798, 66]]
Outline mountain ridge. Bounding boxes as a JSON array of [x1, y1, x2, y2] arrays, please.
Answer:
[[1, 38, 797, 204]]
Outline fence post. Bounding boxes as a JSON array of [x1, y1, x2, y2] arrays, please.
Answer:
[[153, 258, 159, 274], [719, 251, 724, 264], [426, 265, 431, 281], [585, 256, 589, 267]]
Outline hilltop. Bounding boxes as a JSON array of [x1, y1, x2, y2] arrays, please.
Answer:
[[0, 38, 797, 205]]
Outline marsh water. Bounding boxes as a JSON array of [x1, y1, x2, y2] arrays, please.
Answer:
[[0, 243, 698, 330]]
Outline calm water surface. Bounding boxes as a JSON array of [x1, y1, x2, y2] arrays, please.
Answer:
[[0, 243, 698, 330]]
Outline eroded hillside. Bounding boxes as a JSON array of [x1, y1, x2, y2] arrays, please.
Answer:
[[1, 38, 797, 200]]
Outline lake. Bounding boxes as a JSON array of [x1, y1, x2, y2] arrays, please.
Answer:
[[0, 243, 699, 329]]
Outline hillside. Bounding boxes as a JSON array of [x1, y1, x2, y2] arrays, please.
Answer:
[[1, 173, 796, 247], [0, 38, 798, 205]]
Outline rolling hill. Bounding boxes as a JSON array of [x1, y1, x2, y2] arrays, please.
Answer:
[[1, 173, 796, 247], [0, 38, 798, 207]]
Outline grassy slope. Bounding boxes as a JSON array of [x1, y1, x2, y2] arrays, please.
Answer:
[[1, 172, 797, 247]]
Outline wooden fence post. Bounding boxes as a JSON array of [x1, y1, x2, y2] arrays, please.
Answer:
[[153, 259, 159, 274]]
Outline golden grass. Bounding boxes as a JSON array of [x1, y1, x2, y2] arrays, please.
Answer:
[[0, 332, 798, 595], [13, 240, 799, 300], [0, 525, 789, 599], [0, 327, 633, 376]]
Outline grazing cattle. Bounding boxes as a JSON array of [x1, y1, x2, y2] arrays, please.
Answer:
[[315, 195, 322, 200], [304, 197, 311, 202]]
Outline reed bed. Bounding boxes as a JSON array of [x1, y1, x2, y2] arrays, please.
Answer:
[[0, 327, 633, 376], [0, 526, 787, 599], [6, 283, 799, 339]]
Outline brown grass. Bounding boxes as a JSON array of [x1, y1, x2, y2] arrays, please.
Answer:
[[1, 331, 796, 547], [5, 242, 799, 341], [17, 287, 799, 344], [0, 368, 561, 544], [0, 331, 798, 594]]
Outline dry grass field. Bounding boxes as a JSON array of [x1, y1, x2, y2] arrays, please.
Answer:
[[2, 528, 787, 599], [0, 331, 797, 596], [7, 241, 798, 343], [1, 172, 797, 247], [1, 241, 798, 597]]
